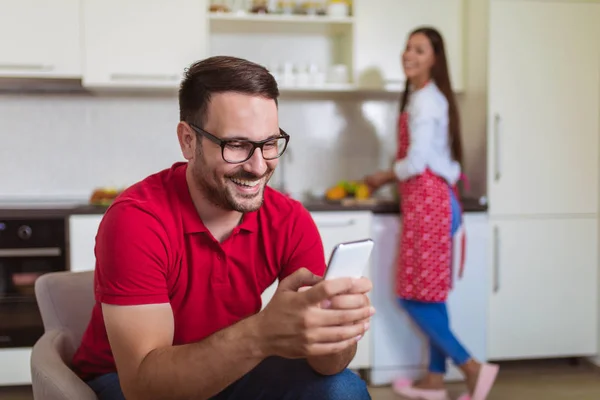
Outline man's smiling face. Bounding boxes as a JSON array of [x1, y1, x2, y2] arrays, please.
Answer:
[[188, 92, 281, 213]]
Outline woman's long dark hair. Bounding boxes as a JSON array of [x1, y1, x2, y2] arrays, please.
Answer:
[[400, 27, 463, 167]]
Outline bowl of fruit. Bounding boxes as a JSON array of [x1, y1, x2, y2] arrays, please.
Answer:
[[324, 180, 375, 205]]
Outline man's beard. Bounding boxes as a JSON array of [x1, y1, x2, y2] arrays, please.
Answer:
[[192, 156, 273, 213]]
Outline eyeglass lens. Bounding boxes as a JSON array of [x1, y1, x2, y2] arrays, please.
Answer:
[[223, 137, 287, 163]]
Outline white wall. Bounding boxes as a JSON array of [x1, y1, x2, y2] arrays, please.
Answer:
[[0, 0, 489, 202], [0, 93, 395, 199]]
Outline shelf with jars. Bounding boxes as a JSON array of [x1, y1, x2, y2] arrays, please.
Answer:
[[208, 0, 352, 22], [208, 0, 355, 93], [208, 0, 353, 34]]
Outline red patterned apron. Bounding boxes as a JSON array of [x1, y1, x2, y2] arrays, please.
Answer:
[[395, 112, 465, 302]]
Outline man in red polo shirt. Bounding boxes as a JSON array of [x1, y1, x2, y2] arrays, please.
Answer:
[[72, 55, 374, 400]]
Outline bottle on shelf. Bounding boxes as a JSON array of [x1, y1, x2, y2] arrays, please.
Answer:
[[278, 0, 295, 15], [327, 0, 351, 17]]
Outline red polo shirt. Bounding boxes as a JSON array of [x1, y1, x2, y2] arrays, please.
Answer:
[[71, 162, 326, 380]]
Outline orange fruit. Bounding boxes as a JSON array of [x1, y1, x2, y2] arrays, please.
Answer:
[[325, 185, 347, 201]]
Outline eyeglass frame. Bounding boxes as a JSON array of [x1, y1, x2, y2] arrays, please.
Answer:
[[188, 122, 290, 164]]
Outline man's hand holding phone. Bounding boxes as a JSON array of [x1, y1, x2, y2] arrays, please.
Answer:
[[256, 269, 374, 359], [321, 238, 374, 334], [255, 239, 375, 359], [322, 276, 372, 337]]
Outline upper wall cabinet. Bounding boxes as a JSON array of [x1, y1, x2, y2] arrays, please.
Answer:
[[81, 0, 208, 90], [353, 0, 464, 92], [0, 0, 81, 79]]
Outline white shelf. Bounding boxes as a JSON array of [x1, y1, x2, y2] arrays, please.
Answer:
[[208, 12, 354, 25], [275, 83, 410, 96]]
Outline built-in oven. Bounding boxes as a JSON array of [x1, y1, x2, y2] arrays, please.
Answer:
[[0, 217, 67, 348]]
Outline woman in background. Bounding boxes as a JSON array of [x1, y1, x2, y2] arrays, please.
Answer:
[[364, 27, 498, 400]]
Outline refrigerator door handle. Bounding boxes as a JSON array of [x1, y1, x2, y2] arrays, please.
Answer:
[[494, 113, 502, 181], [493, 225, 500, 293]]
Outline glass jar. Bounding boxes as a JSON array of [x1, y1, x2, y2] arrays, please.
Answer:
[[327, 0, 350, 17]]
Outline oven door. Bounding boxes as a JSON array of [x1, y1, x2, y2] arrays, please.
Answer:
[[0, 247, 66, 348]]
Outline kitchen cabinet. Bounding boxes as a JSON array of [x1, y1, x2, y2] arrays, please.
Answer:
[[68, 214, 103, 272], [0, 0, 468, 93], [369, 214, 425, 384], [485, 0, 600, 362], [0, 349, 31, 386], [488, 217, 598, 360], [487, 0, 600, 216], [261, 211, 373, 370], [0, 0, 81, 79], [81, 0, 208, 90], [369, 213, 489, 385], [353, 0, 464, 91]]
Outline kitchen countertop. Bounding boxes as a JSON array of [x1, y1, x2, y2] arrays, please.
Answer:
[[302, 196, 487, 213], [0, 197, 487, 218]]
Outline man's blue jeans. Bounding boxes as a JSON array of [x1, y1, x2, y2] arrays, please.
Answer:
[[87, 356, 371, 400]]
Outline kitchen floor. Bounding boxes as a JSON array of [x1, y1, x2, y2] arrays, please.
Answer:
[[2, 360, 600, 400]]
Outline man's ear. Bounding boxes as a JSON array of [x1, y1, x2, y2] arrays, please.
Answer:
[[177, 122, 196, 160]]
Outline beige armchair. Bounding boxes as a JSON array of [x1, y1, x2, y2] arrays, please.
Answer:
[[31, 270, 98, 400]]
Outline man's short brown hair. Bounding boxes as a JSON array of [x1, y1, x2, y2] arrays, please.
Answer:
[[179, 56, 279, 127]]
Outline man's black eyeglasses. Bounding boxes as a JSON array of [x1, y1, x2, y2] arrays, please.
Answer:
[[189, 123, 290, 164]]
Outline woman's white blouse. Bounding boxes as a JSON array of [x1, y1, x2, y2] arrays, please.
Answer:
[[393, 82, 461, 185]]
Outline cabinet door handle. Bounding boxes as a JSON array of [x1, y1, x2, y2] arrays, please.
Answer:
[[317, 220, 356, 228], [0, 247, 62, 257], [493, 226, 500, 293], [109, 73, 179, 82], [494, 113, 501, 181], [0, 63, 54, 71]]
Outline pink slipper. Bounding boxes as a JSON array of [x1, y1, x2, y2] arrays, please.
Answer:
[[392, 378, 450, 400], [457, 363, 499, 400]]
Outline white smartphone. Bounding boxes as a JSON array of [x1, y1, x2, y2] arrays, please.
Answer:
[[324, 239, 374, 280]]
